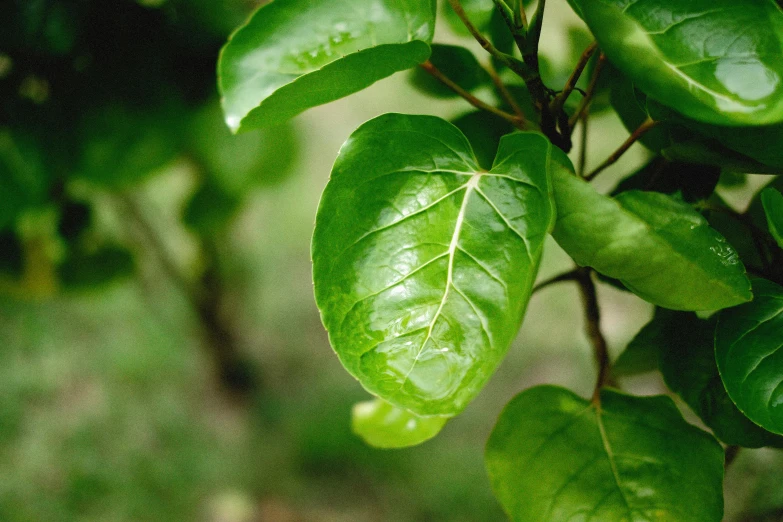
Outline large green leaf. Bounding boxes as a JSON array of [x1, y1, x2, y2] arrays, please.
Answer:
[[761, 187, 783, 249], [716, 278, 783, 435], [551, 169, 752, 311], [485, 386, 725, 522], [653, 310, 783, 448], [312, 114, 557, 416], [569, 0, 783, 126], [351, 397, 447, 448], [218, 0, 435, 133]]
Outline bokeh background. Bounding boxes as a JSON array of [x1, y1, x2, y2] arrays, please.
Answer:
[[1, 1, 781, 520]]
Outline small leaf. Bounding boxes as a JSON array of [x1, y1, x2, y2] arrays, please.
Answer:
[[649, 311, 783, 448], [761, 188, 783, 249], [552, 169, 752, 311], [218, 0, 436, 132], [570, 0, 783, 126], [352, 397, 447, 448], [485, 386, 725, 522], [410, 44, 490, 99], [313, 114, 557, 416], [716, 278, 783, 435], [182, 180, 243, 235]]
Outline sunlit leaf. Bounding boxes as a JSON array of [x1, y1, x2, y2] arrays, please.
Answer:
[[551, 168, 752, 311], [313, 114, 557, 416], [485, 386, 725, 522], [569, 0, 783, 126], [351, 397, 447, 448], [218, 0, 436, 132], [716, 278, 783, 435]]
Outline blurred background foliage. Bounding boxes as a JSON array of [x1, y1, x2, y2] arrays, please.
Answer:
[[0, 0, 780, 520]]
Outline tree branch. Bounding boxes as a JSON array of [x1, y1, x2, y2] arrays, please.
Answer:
[[569, 52, 607, 129], [420, 61, 526, 129], [550, 41, 598, 115], [575, 267, 612, 402], [585, 117, 659, 181]]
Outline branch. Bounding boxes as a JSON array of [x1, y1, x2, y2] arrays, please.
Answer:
[[575, 267, 612, 401], [532, 269, 580, 295], [486, 61, 526, 121], [420, 61, 526, 129], [569, 52, 607, 129], [585, 117, 659, 181], [577, 113, 589, 178], [550, 41, 598, 115]]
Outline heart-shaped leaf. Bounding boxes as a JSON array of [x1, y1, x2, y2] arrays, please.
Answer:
[[762, 188, 783, 249], [485, 386, 725, 522], [218, 0, 436, 132], [313, 114, 558, 416], [716, 278, 783, 435], [570, 0, 783, 126], [551, 169, 752, 311], [352, 397, 448, 448]]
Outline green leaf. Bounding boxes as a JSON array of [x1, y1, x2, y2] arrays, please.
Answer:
[[716, 278, 783, 435], [450, 110, 514, 171], [552, 169, 752, 311], [651, 311, 783, 448], [187, 101, 300, 194], [570, 0, 783, 126], [182, 180, 243, 235], [218, 0, 435, 133], [761, 187, 783, 249], [351, 397, 447, 448], [485, 386, 725, 522], [610, 158, 720, 204], [58, 245, 135, 290], [612, 308, 668, 377], [312, 114, 557, 416], [410, 44, 490, 99], [0, 128, 53, 230]]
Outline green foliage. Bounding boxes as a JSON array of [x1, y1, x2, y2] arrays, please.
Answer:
[[351, 398, 447, 448], [312, 114, 556, 416], [217, 0, 436, 132], [485, 386, 725, 521], [762, 188, 783, 248]]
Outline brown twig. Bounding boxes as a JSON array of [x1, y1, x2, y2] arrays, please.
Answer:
[[569, 52, 607, 129], [550, 41, 598, 115], [578, 113, 589, 178], [585, 117, 660, 181], [575, 267, 612, 401], [486, 61, 526, 121], [420, 61, 526, 129], [532, 269, 581, 295]]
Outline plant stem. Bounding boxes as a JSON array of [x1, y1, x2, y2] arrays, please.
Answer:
[[578, 113, 589, 178], [486, 61, 526, 121], [531, 269, 580, 295], [420, 61, 526, 129], [550, 41, 598, 115], [575, 267, 612, 401], [569, 52, 606, 129], [516, 0, 528, 29], [585, 117, 659, 181]]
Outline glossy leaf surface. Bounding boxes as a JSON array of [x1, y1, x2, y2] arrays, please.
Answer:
[[218, 0, 435, 133], [716, 278, 783, 435], [313, 114, 557, 416], [653, 311, 783, 448], [551, 169, 752, 311], [352, 397, 447, 448], [486, 386, 724, 522], [762, 188, 783, 248], [570, 0, 783, 126]]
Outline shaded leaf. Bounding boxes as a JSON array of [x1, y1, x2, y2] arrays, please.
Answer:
[[313, 114, 557, 416], [218, 0, 436, 132], [410, 44, 490, 98], [716, 278, 783, 435], [351, 397, 447, 448], [552, 168, 752, 310], [58, 245, 135, 290], [182, 180, 242, 234], [450, 110, 514, 171], [485, 385, 724, 522], [611, 157, 720, 203]]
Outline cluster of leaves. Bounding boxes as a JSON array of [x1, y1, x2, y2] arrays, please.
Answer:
[[218, 0, 783, 518], [0, 0, 297, 295]]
